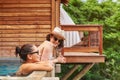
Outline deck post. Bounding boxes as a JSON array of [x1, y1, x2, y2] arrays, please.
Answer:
[[61, 64, 79, 80], [55, 0, 60, 27], [73, 63, 95, 80]]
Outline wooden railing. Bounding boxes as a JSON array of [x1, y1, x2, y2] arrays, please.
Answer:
[[61, 25, 103, 55]]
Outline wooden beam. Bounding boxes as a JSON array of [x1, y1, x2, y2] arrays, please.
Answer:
[[61, 25, 102, 31], [61, 0, 69, 5], [0, 33, 47, 38], [61, 65, 79, 80], [63, 52, 105, 63], [0, 4, 51, 8], [0, 0, 51, 4], [99, 25, 103, 55], [0, 12, 50, 17], [0, 8, 51, 13], [0, 25, 51, 29], [0, 38, 45, 42], [0, 41, 43, 47], [65, 56, 105, 63], [55, 0, 60, 27], [51, 0, 55, 30], [0, 16, 51, 21], [73, 63, 95, 80], [63, 47, 99, 53], [0, 21, 51, 25], [0, 29, 50, 33]]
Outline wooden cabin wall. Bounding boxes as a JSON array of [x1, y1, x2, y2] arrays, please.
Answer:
[[0, 0, 55, 57]]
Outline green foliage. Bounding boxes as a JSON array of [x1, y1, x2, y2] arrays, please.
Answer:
[[61, 0, 120, 80]]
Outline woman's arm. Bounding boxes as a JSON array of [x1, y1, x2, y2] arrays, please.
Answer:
[[23, 62, 53, 74]]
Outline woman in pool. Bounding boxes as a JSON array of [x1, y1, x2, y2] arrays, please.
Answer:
[[15, 44, 64, 76]]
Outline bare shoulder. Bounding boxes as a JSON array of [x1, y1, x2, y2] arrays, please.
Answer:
[[23, 62, 49, 67]]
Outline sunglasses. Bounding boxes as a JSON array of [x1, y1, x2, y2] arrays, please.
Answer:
[[54, 37, 61, 42], [30, 51, 39, 55], [54, 37, 58, 41]]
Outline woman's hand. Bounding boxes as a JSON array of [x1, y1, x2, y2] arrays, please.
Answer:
[[56, 55, 66, 63]]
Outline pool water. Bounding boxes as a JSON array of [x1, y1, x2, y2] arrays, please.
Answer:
[[0, 58, 21, 76]]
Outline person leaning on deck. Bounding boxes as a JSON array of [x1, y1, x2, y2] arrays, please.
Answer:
[[15, 44, 65, 76], [38, 27, 66, 62]]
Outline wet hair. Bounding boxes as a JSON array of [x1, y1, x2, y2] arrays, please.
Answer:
[[15, 44, 34, 61]]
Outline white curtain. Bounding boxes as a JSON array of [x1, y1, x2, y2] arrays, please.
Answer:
[[60, 4, 81, 47]]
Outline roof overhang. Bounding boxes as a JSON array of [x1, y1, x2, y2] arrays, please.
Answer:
[[61, 0, 69, 5]]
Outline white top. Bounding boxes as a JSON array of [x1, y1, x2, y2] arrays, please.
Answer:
[[60, 4, 81, 47], [38, 41, 54, 61]]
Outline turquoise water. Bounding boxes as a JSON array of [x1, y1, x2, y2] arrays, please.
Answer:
[[0, 58, 21, 76]]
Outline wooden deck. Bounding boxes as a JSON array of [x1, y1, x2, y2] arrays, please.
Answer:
[[61, 52, 105, 80], [64, 52, 105, 63], [61, 25, 105, 63]]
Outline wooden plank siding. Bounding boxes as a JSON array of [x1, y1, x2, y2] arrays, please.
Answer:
[[0, 0, 51, 3], [0, 0, 55, 57]]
